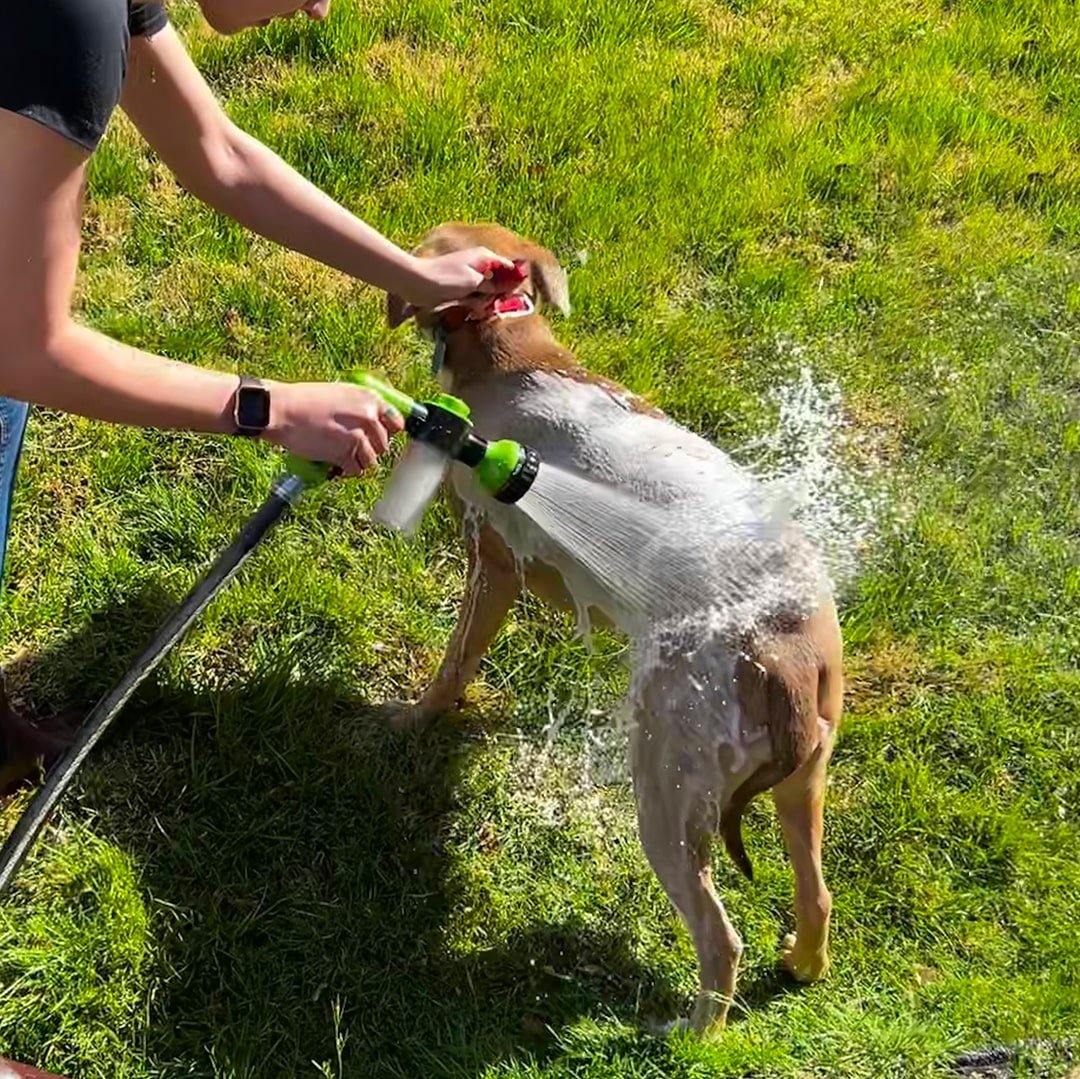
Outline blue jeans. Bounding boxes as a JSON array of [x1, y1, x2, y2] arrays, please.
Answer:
[[0, 397, 29, 599]]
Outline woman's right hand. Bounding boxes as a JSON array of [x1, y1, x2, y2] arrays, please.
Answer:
[[399, 248, 518, 310], [263, 381, 405, 477]]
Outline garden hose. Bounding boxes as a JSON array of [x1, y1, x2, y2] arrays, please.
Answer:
[[0, 370, 539, 897]]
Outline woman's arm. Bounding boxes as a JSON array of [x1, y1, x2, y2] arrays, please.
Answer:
[[121, 25, 509, 308], [0, 108, 400, 476], [0, 109, 240, 431]]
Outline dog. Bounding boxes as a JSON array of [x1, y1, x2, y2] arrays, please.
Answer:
[[383, 223, 844, 1036]]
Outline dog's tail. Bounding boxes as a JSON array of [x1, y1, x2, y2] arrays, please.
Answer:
[[720, 640, 825, 881], [720, 761, 791, 881]]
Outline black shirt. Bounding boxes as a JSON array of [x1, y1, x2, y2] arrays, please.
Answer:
[[0, 0, 169, 153]]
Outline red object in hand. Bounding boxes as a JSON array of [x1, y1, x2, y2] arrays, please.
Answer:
[[486, 259, 528, 289]]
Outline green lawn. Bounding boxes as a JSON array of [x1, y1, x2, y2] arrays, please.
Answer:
[[2, 0, 1079, 1075]]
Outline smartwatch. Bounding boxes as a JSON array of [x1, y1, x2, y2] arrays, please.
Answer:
[[232, 376, 271, 437]]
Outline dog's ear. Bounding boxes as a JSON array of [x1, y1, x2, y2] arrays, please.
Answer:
[[386, 292, 414, 329], [525, 247, 571, 317]]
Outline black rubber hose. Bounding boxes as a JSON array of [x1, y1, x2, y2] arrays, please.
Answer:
[[0, 478, 302, 899], [950, 1036, 1076, 1076]]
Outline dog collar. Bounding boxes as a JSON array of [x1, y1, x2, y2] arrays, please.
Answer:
[[431, 292, 536, 375]]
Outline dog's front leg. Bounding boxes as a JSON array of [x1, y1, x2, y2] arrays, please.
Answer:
[[392, 523, 522, 730]]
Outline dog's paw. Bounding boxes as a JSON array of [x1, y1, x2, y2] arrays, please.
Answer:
[[780, 933, 829, 983], [689, 991, 733, 1039]]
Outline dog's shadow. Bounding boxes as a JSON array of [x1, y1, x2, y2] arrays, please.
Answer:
[[730, 965, 805, 1021], [5, 589, 686, 1078]]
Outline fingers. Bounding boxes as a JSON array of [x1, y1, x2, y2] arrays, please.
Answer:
[[465, 248, 519, 293], [347, 431, 378, 476], [379, 404, 405, 435], [366, 415, 390, 457], [331, 428, 377, 479], [360, 392, 403, 448], [465, 246, 514, 271], [491, 257, 529, 288], [337, 390, 405, 477]]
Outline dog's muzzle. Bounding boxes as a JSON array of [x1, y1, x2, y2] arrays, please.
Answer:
[[430, 291, 537, 375]]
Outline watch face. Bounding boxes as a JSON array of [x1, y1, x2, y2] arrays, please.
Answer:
[[237, 385, 271, 430]]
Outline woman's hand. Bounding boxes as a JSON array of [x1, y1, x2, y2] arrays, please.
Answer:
[[399, 247, 518, 310], [263, 381, 405, 477]]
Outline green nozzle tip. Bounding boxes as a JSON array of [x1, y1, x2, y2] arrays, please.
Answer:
[[475, 439, 522, 496], [475, 439, 539, 503]]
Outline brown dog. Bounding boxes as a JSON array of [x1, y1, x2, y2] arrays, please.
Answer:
[[385, 223, 844, 1035]]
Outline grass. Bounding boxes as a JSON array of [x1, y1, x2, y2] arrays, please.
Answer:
[[2, 0, 1080, 1074]]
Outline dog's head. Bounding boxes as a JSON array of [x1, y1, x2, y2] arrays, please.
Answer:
[[385, 222, 570, 331]]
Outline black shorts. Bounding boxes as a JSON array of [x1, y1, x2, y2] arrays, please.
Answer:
[[0, 0, 169, 152]]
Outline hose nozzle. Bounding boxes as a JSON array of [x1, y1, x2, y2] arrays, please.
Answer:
[[351, 371, 539, 505]]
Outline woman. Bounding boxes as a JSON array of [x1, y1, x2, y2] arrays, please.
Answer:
[[0, 0, 514, 786]]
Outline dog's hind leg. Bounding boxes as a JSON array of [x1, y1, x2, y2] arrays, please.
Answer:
[[631, 718, 742, 1037], [394, 523, 522, 729], [770, 602, 843, 982], [771, 733, 835, 982], [770, 632, 841, 982]]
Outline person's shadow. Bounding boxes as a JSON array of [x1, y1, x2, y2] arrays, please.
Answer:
[[2, 588, 691, 1078]]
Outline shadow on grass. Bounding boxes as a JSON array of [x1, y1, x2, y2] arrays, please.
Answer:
[[5, 590, 684, 1078], [728, 966, 804, 1027]]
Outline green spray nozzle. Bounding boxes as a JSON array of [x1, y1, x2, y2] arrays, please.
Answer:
[[347, 370, 539, 504], [475, 439, 540, 504], [283, 371, 539, 504]]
